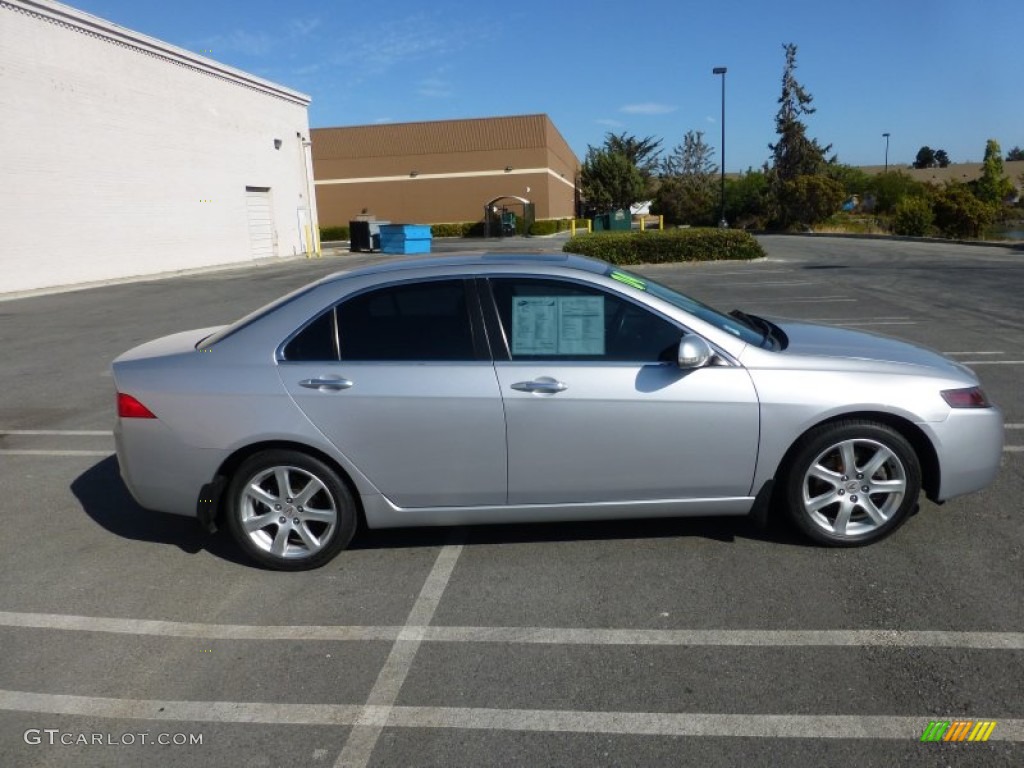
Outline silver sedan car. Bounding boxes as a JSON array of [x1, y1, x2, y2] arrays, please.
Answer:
[[112, 254, 1004, 569]]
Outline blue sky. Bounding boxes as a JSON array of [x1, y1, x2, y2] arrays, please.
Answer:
[[72, 0, 1023, 171]]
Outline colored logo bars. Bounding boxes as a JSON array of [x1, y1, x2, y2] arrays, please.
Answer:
[[920, 720, 997, 742]]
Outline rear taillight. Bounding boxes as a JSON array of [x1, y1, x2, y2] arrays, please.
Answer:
[[940, 386, 991, 408], [117, 393, 157, 419]]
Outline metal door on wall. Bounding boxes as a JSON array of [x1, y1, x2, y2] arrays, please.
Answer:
[[245, 186, 274, 258]]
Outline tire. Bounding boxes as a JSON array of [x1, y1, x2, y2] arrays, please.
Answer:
[[782, 420, 921, 547], [225, 450, 357, 570]]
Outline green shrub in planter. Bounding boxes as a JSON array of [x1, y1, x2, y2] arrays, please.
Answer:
[[430, 222, 470, 238], [319, 225, 350, 241], [528, 219, 561, 236], [562, 228, 764, 264]]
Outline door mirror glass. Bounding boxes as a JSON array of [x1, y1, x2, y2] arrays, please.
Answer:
[[677, 335, 712, 369]]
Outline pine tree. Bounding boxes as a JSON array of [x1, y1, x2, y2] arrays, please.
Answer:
[[768, 43, 831, 184], [767, 44, 834, 227]]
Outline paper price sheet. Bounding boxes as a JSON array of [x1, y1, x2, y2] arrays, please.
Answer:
[[511, 296, 604, 356]]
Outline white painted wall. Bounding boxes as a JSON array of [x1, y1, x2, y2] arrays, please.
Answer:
[[0, 0, 317, 294]]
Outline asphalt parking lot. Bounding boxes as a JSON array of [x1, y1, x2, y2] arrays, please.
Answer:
[[1, 234, 1022, 767]]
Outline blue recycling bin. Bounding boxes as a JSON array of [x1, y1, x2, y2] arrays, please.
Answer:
[[379, 224, 432, 255]]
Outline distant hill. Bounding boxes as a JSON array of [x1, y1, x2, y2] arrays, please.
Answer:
[[859, 160, 1024, 189]]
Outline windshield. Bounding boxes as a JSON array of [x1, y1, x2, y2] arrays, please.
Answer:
[[605, 267, 767, 347]]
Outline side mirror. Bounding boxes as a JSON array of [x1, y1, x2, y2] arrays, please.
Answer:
[[677, 335, 712, 370]]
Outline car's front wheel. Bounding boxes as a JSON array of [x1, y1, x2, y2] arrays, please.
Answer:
[[225, 450, 356, 570], [783, 420, 922, 546]]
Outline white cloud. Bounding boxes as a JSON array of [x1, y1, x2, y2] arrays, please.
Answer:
[[288, 18, 320, 37], [191, 16, 320, 58], [373, 117, 394, 124], [620, 103, 677, 115], [194, 29, 274, 57], [596, 118, 625, 127], [417, 77, 453, 98]]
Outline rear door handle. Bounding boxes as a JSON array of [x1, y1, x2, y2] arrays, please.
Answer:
[[299, 376, 353, 392], [510, 377, 568, 394]]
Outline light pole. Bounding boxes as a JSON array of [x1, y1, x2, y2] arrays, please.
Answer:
[[882, 132, 890, 174], [713, 67, 727, 227]]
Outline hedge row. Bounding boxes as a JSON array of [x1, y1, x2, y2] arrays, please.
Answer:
[[430, 221, 485, 238], [319, 225, 350, 241], [562, 228, 765, 264]]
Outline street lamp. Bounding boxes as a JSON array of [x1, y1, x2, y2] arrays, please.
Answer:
[[882, 132, 891, 173], [712, 67, 727, 227]]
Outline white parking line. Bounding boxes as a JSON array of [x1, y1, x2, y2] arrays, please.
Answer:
[[744, 296, 857, 303], [836, 321, 918, 326], [421, 626, 1024, 649], [702, 281, 816, 287], [1006, 424, 1024, 429], [0, 430, 111, 436], [798, 316, 918, 326], [961, 360, 1024, 365], [0, 450, 112, 456], [943, 351, 1005, 356], [387, 707, 1024, 742], [334, 541, 463, 768], [802, 316, 910, 323], [0, 611, 398, 641], [2, 611, 1021, 650], [1005, 447, 1024, 453], [1, 690, 1021, 741]]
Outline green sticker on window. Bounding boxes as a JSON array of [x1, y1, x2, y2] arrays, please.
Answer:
[[610, 271, 647, 291]]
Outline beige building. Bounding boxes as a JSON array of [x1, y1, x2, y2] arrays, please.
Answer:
[[312, 114, 580, 227]]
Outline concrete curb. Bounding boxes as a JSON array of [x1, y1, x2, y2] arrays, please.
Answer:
[[758, 231, 1024, 251], [0, 252, 348, 303]]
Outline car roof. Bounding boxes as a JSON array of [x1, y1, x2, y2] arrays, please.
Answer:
[[317, 252, 608, 286]]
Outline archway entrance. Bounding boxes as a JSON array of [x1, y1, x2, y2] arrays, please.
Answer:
[[483, 195, 535, 238]]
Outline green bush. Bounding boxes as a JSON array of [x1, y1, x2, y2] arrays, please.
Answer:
[[430, 222, 474, 238], [931, 183, 996, 239], [562, 228, 764, 265], [529, 219, 561, 236], [892, 197, 934, 237], [780, 175, 846, 228], [319, 225, 350, 241], [869, 171, 927, 214]]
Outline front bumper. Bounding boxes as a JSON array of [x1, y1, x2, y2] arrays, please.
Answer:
[[925, 406, 1004, 502]]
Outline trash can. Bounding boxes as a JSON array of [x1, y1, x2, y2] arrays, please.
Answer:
[[349, 219, 388, 252], [349, 220, 372, 252], [608, 208, 630, 230]]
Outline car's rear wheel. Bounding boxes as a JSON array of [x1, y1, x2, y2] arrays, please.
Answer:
[[783, 421, 921, 546], [225, 450, 356, 570]]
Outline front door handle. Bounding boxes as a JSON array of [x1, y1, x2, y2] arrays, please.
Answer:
[[510, 377, 568, 394], [299, 376, 353, 392]]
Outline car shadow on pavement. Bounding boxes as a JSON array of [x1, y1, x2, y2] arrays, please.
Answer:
[[350, 512, 809, 552], [71, 457, 811, 565], [71, 456, 247, 565]]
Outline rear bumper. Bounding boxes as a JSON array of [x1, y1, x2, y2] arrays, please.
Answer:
[[926, 407, 1004, 502], [115, 418, 225, 518]]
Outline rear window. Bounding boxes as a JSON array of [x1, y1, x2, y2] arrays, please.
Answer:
[[197, 283, 320, 349]]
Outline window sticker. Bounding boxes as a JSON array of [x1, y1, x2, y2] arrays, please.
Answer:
[[511, 296, 605, 355], [609, 271, 647, 291], [512, 298, 558, 355]]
